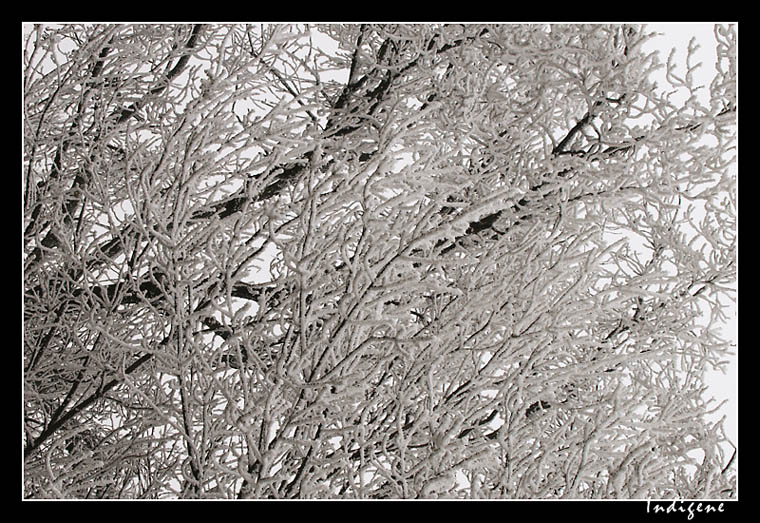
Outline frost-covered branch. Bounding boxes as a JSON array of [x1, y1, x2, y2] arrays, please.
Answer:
[[24, 23, 736, 499]]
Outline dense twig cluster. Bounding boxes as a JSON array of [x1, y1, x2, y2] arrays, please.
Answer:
[[23, 23, 736, 499]]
